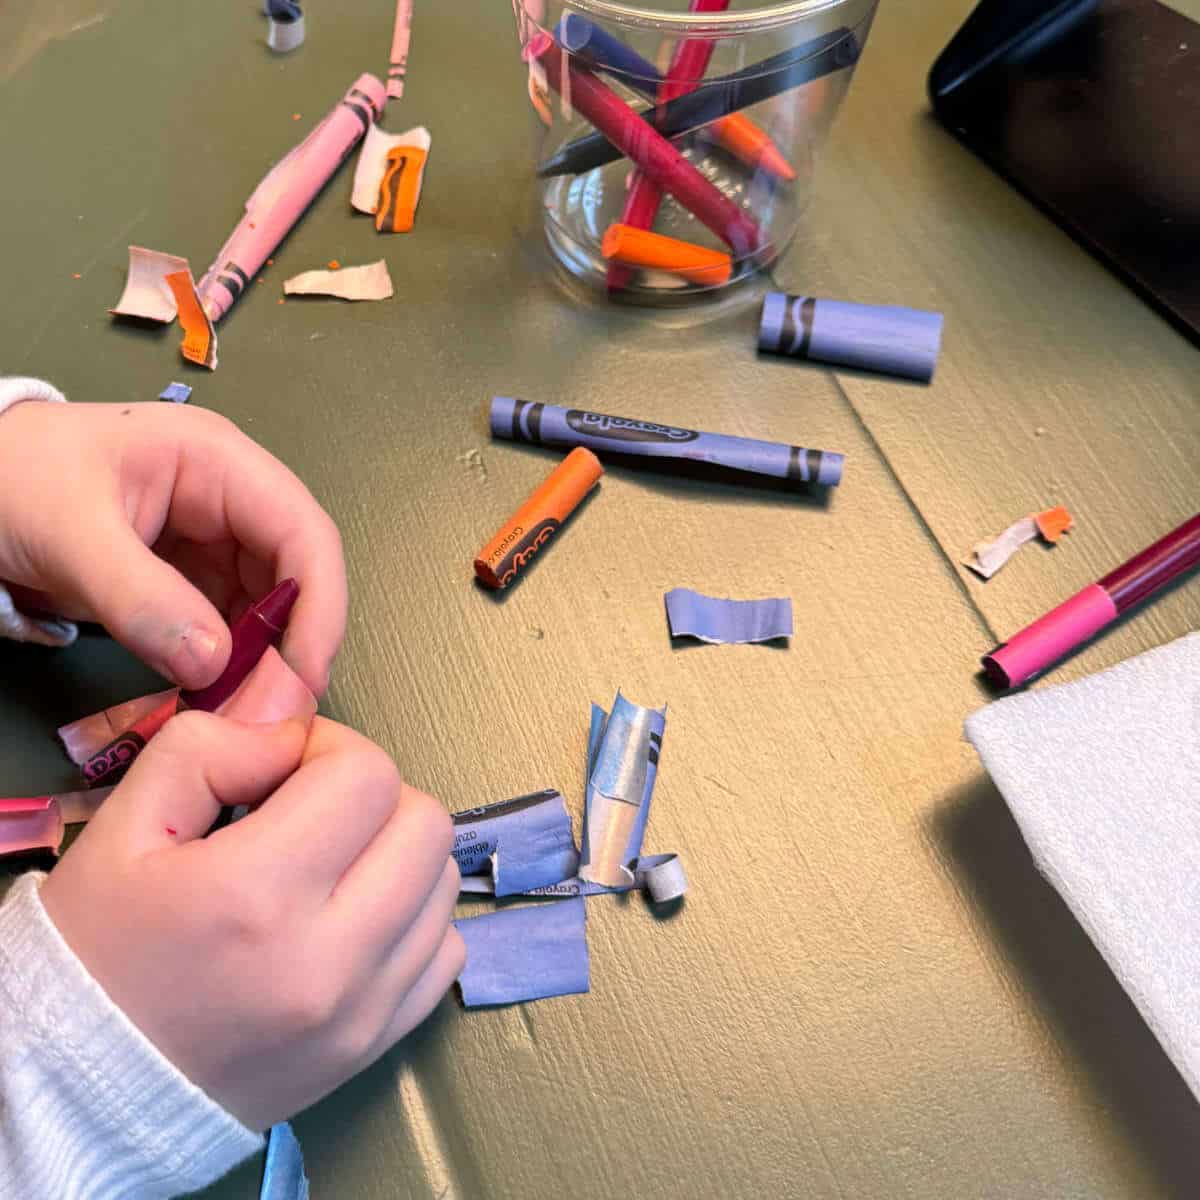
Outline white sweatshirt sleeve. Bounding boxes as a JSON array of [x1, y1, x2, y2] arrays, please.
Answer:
[[0, 377, 77, 647], [0, 873, 263, 1199]]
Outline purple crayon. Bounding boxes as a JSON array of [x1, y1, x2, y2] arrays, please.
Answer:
[[758, 292, 944, 383], [490, 397, 843, 488]]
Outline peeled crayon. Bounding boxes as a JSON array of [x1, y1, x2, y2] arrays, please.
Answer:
[[758, 292, 944, 382], [491, 396, 843, 487]]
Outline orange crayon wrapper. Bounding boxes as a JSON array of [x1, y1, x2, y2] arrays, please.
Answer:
[[474, 448, 603, 589]]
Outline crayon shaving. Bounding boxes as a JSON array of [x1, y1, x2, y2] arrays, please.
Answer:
[[164, 269, 219, 369], [110, 246, 190, 323], [964, 505, 1074, 580], [350, 125, 432, 224], [282, 261, 393, 301], [474, 447, 602, 589]]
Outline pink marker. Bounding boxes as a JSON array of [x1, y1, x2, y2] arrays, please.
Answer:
[[983, 512, 1200, 688], [197, 74, 386, 322], [0, 789, 113, 859]]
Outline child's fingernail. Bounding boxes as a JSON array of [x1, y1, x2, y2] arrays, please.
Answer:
[[169, 626, 221, 681]]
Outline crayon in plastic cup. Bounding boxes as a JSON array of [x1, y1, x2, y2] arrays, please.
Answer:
[[511, 0, 878, 303], [474, 447, 603, 588]]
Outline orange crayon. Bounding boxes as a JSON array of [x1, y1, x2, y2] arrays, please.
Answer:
[[601, 224, 732, 286], [474, 448, 603, 589], [710, 114, 796, 182]]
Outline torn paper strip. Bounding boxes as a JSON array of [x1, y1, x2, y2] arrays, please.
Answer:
[[110, 246, 190, 322], [164, 269, 218, 369], [965, 506, 1074, 579], [266, 0, 305, 53], [260, 1122, 309, 1200], [454, 897, 589, 1006], [58, 689, 179, 765], [665, 588, 793, 644], [351, 124, 430, 220], [282, 260, 393, 301], [386, 0, 413, 99], [453, 789, 580, 897]]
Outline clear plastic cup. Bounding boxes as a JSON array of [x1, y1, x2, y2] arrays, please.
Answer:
[[511, 0, 878, 303]]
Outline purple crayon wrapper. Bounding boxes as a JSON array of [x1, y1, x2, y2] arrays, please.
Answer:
[[759, 292, 943, 382], [490, 397, 843, 487]]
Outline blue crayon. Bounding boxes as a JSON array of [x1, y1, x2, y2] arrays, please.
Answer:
[[759, 292, 943, 383], [556, 15, 664, 98], [490, 396, 843, 488]]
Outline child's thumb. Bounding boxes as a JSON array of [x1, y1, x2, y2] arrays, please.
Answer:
[[104, 711, 309, 849]]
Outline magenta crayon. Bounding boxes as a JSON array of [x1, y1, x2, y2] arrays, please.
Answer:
[[532, 34, 765, 258], [983, 512, 1200, 688], [179, 578, 300, 712], [197, 75, 386, 322]]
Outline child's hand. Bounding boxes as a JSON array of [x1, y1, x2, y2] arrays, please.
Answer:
[[0, 401, 347, 695], [40, 710, 463, 1131]]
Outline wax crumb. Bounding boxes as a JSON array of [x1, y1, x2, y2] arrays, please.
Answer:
[[292, 112, 301, 120], [258, 278, 264, 283], [71, 273, 81, 279], [327, 260, 341, 270], [267, 258, 274, 266], [249, 222, 256, 230], [278, 298, 286, 304], [165, 826, 177, 837]]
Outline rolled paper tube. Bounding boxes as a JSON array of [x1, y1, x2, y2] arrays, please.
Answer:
[[759, 292, 944, 382], [474, 447, 603, 589], [601, 224, 731, 286], [491, 396, 844, 488], [532, 35, 765, 258]]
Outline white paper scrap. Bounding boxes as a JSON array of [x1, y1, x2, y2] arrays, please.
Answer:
[[110, 246, 190, 323], [282, 261, 394, 301]]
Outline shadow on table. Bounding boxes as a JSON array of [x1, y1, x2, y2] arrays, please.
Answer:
[[929, 775, 1200, 1194]]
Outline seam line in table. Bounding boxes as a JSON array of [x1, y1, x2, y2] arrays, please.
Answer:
[[828, 372, 999, 645]]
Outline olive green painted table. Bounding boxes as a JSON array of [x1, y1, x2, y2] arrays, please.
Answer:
[[1, 0, 1198, 1196]]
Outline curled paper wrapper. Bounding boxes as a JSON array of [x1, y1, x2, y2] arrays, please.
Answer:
[[454, 896, 590, 1007], [164, 269, 218, 369], [351, 125, 431, 232], [0, 583, 76, 648], [965, 506, 1074, 580], [665, 587, 793, 644], [453, 790, 580, 896], [110, 246, 190, 323], [58, 689, 180, 765], [260, 1121, 309, 1200], [283, 261, 394, 301], [265, 1, 305, 53]]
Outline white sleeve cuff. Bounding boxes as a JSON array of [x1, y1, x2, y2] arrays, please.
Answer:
[[0, 376, 67, 416], [0, 873, 263, 1199]]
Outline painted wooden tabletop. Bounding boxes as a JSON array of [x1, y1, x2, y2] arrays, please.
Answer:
[[0, 0, 1197, 1196]]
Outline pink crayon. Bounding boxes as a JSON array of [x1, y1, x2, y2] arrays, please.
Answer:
[[198, 74, 386, 323]]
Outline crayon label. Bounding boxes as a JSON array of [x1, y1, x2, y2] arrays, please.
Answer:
[[495, 518, 560, 587], [565, 410, 699, 444], [82, 732, 147, 786]]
